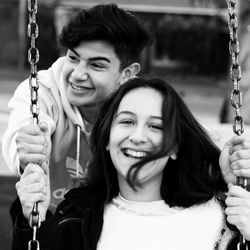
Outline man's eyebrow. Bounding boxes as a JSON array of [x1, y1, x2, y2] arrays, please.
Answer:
[[70, 48, 80, 57], [69, 49, 111, 63], [89, 57, 111, 63]]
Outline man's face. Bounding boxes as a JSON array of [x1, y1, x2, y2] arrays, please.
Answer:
[[62, 41, 123, 108]]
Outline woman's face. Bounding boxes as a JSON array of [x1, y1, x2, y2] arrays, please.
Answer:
[[107, 87, 170, 189]]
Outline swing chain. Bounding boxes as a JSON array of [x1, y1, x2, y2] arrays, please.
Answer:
[[27, 0, 39, 126], [226, 0, 244, 136], [226, 1, 248, 249], [27, 0, 41, 249]]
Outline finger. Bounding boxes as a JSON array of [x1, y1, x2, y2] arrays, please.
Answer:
[[227, 185, 250, 199], [231, 146, 250, 156], [230, 150, 250, 163], [226, 214, 248, 228], [18, 124, 42, 135], [20, 192, 46, 208], [20, 163, 45, 178], [230, 137, 250, 154], [22, 183, 46, 195], [40, 161, 49, 175], [16, 182, 47, 198], [19, 154, 47, 166], [17, 141, 47, 154], [16, 133, 47, 146], [225, 206, 248, 216], [18, 172, 46, 188], [231, 158, 250, 170], [39, 122, 48, 133], [232, 168, 250, 178], [225, 196, 243, 207]]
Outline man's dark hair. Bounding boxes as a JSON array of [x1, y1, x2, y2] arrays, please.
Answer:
[[59, 4, 152, 69]]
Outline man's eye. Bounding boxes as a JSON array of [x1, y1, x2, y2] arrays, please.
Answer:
[[68, 55, 78, 61], [91, 63, 105, 69]]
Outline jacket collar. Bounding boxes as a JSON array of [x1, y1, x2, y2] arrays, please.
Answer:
[[64, 185, 107, 212]]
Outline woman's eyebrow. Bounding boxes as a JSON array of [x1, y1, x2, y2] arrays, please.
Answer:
[[150, 116, 163, 120], [115, 111, 162, 120], [115, 110, 134, 118]]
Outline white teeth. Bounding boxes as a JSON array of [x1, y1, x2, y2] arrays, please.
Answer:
[[124, 149, 148, 158], [71, 83, 91, 91], [72, 84, 84, 90]]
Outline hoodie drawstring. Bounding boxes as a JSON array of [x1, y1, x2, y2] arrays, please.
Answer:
[[76, 125, 81, 177]]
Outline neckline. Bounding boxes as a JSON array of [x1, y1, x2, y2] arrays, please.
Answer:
[[111, 193, 178, 217], [118, 193, 164, 204]]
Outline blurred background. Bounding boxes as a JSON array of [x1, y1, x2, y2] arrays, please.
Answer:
[[1, 0, 250, 249]]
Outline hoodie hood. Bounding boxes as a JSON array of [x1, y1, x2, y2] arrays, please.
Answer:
[[38, 57, 91, 175], [51, 57, 84, 129]]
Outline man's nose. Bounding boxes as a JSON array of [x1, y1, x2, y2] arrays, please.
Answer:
[[71, 63, 88, 80]]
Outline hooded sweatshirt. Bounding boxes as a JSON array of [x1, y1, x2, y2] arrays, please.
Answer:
[[2, 57, 92, 209]]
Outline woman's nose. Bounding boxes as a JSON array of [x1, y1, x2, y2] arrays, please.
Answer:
[[128, 127, 147, 144]]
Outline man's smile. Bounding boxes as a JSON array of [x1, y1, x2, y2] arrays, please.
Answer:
[[70, 82, 94, 91]]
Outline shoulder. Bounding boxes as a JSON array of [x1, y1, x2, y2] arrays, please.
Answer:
[[186, 197, 225, 216], [63, 184, 106, 212], [38, 57, 65, 89]]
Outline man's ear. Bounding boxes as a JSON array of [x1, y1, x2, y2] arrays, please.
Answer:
[[119, 63, 140, 85]]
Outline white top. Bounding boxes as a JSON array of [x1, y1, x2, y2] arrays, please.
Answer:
[[97, 194, 225, 250]]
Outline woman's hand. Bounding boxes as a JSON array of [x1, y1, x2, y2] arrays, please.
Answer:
[[15, 163, 50, 223], [219, 136, 250, 184], [225, 184, 250, 240]]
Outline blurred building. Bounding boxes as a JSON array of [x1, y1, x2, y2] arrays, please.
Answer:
[[0, 0, 230, 77]]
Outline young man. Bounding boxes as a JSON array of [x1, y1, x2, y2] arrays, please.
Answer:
[[2, 3, 152, 208]]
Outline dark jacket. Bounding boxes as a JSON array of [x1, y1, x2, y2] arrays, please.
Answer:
[[12, 186, 249, 250], [12, 186, 105, 250]]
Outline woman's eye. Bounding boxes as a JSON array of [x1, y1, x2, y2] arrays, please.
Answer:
[[120, 119, 134, 125], [149, 124, 163, 130]]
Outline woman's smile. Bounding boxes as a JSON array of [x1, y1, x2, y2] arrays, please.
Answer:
[[122, 148, 149, 159]]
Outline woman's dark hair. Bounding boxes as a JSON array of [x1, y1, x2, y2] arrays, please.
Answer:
[[89, 77, 227, 208], [59, 4, 152, 69]]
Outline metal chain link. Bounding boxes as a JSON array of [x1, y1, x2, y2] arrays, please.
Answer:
[[226, 0, 244, 135], [226, 1, 248, 249], [27, 0, 41, 249], [28, 0, 39, 125]]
